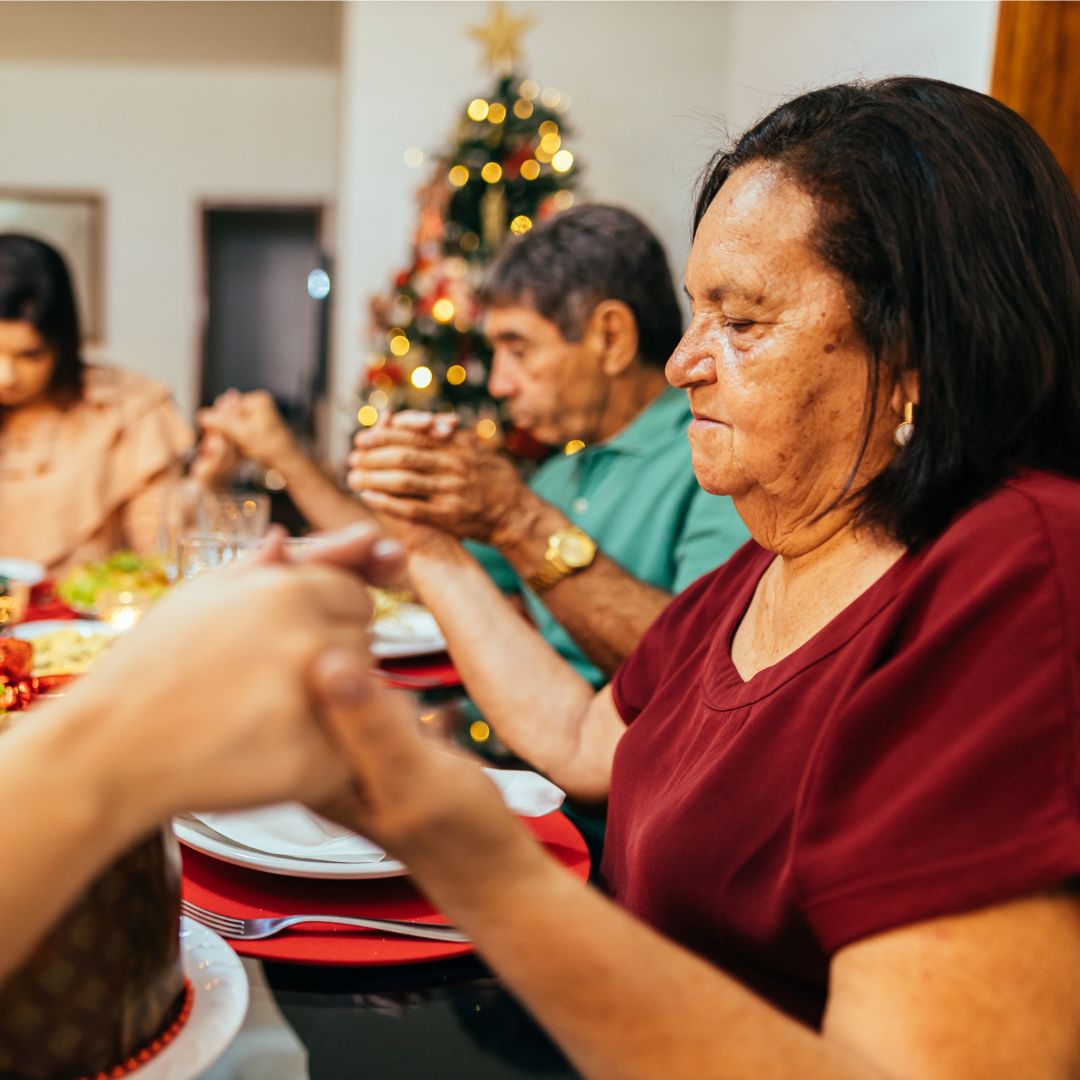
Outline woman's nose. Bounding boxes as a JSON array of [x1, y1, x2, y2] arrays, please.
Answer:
[[665, 327, 715, 389], [0, 357, 17, 390]]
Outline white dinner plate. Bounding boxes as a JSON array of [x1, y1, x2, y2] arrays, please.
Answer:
[[0, 558, 46, 587], [174, 816, 409, 881], [138, 916, 249, 1080], [371, 604, 446, 659], [6, 618, 118, 641]]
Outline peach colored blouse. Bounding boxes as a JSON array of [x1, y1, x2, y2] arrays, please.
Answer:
[[0, 365, 193, 574]]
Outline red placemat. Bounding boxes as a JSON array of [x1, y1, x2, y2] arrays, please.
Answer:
[[181, 810, 588, 966], [24, 582, 82, 623], [377, 652, 461, 690]]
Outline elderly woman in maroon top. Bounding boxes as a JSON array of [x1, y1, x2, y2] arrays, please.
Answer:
[[310, 78, 1080, 1077]]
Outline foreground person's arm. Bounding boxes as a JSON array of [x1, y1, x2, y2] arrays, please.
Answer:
[[318, 664, 1080, 1080], [199, 390, 371, 532], [0, 524, 402, 981], [406, 533, 623, 800]]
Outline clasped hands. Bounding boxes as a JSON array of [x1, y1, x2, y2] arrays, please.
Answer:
[[61, 522, 506, 861], [347, 411, 532, 550]]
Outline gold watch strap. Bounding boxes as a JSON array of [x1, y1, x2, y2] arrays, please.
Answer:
[[526, 558, 570, 595]]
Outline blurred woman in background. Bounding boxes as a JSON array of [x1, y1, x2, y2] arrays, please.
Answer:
[[0, 234, 191, 573]]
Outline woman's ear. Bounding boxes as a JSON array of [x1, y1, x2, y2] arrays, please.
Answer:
[[890, 369, 920, 415], [586, 300, 640, 377]]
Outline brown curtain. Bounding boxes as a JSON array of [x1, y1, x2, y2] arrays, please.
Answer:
[[991, 1, 1080, 190]]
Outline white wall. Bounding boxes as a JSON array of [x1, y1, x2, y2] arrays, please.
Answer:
[[722, 1, 998, 131], [331, 0, 998, 454], [0, 61, 339, 418]]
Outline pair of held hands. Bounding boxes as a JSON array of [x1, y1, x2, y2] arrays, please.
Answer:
[[63, 523, 504, 860], [190, 389, 298, 484]]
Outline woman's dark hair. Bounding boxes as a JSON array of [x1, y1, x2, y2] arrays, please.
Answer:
[[694, 77, 1080, 547], [482, 204, 684, 369], [0, 233, 85, 407]]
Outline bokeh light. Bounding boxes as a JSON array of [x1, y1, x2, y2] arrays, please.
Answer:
[[520, 159, 541, 181], [357, 405, 379, 427], [487, 102, 507, 124], [551, 149, 575, 173], [389, 334, 411, 357], [448, 164, 470, 187], [476, 418, 498, 439], [564, 439, 586, 456], [403, 146, 424, 168], [446, 364, 467, 385], [410, 365, 433, 389], [467, 98, 490, 122], [510, 215, 533, 235], [432, 298, 456, 323], [481, 162, 503, 184]]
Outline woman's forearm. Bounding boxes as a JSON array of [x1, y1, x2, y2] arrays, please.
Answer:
[[406, 822, 879, 1080], [407, 542, 605, 796], [272, 445, 373, 532]]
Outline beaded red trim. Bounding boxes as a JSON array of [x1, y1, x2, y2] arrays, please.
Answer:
[[76, 977, 195, 1080]]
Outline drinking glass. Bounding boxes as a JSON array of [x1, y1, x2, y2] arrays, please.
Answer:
[[197, 491, 271, 544], [176, 533, 233, 581]]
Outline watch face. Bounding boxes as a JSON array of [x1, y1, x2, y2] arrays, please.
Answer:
[[559, 534, 595, 568]]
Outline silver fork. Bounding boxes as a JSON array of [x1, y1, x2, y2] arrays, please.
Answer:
[[181, 899, 469, 943]]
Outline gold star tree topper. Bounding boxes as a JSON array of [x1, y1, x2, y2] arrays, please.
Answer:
[[467, 2, 535, 74]]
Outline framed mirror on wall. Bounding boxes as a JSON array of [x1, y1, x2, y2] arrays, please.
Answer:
[[0, 190, 106, 344]]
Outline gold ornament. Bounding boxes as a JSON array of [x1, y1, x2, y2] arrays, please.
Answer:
[[467, 2, 535, 74], [481, 185, 508, 250]]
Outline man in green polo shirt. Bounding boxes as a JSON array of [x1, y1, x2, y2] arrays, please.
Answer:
[[350, 204, 746, 680], [348, 205, 747, 849]]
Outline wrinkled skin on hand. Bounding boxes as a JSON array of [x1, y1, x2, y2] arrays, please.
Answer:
[[348, 411, 528, 547]]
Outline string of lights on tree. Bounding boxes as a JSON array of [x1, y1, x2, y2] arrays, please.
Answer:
[[358, 5, 581, 455]]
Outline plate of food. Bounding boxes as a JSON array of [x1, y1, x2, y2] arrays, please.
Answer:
[[369, 587, 446, 659], [8, 619, 120, 675], [57, 551, 170, 617]]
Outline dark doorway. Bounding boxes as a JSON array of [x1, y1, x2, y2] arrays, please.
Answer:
[[200, 205, 329, 438]]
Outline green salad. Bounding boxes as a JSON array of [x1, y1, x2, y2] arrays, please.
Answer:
[[57, 552, 170, 613]]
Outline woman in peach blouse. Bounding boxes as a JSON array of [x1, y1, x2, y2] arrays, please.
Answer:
[[0, 234, 192, 574]]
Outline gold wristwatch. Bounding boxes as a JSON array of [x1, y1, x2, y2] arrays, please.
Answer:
[[526, 526, 598, 595]]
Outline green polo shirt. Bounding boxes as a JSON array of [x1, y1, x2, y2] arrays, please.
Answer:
[[468, 387, 749, 688]]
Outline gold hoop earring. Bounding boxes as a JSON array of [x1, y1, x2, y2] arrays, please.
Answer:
[[894, 401, 915, 448]]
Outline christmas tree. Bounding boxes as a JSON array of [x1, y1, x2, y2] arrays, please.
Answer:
[[358, 4, 581, 448]]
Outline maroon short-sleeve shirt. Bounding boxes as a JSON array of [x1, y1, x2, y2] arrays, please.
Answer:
[[603, 471, 1080, 1027]]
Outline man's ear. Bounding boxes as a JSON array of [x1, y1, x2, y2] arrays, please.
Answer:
[[585, 300, 640, 377]]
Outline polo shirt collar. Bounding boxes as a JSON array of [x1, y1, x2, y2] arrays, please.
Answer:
[[592, 386, 690, 457]]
